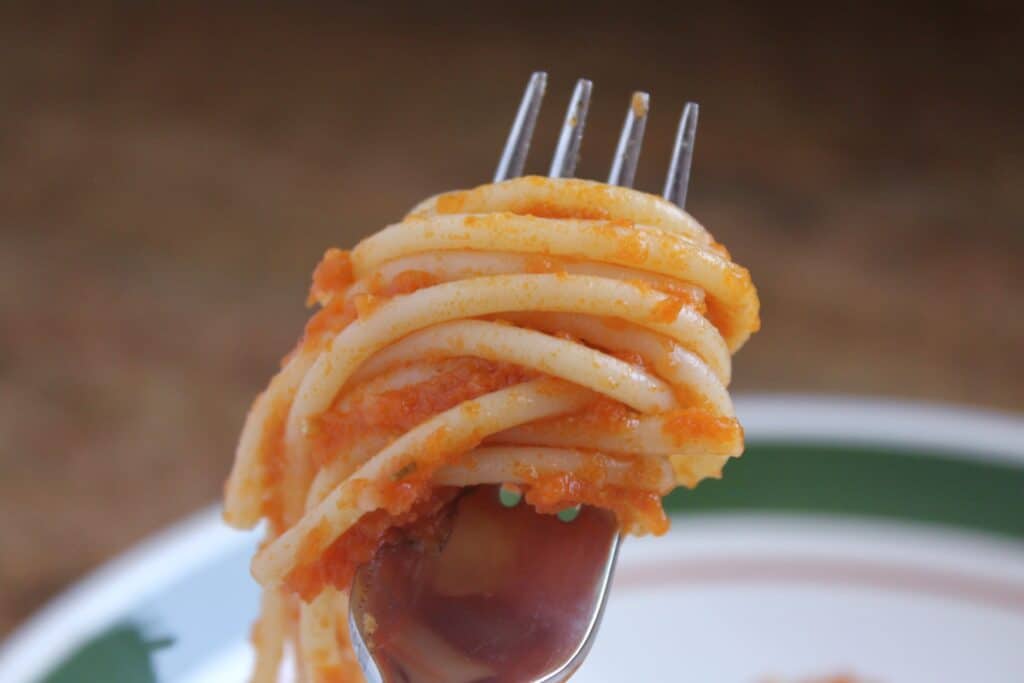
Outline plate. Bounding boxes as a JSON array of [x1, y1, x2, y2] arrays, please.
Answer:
[[3, 396, 1023, 683]]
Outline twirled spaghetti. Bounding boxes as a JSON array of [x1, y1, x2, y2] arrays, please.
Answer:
[[224, 176, 760, 681]]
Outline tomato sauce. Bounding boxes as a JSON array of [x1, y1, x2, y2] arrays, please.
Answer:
[[370, 269, 438, 297], [311, 359, 533, 468], [259, 399, 290, 532], [352, 293, 383, 319], [661, 407, 740, 447], [300, 297, 357, 352], [308, 248, 354, 305], [516, 200, 610, 221], [533, 395, 638, 434], [522, 456, 669, 535], [650, 293, 685, 323], [612, 227, 649, 265], [435, 191, 467, 214], [523, 253, 569, 274], [284, 489, 458, 601]]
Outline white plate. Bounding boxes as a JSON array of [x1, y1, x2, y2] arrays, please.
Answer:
[[4, 395, 1024, 683]]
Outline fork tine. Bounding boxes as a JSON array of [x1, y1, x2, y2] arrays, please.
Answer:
[[662, 102, 699, 209], [607, 91, 649, 188], [548, 78, 593, 178], [494, 72, 548, 182]]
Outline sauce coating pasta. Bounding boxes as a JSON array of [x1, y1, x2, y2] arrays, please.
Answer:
[[224, 176, 760, 682]]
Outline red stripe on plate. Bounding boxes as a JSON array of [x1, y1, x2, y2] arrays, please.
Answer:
[[616, 557, 1024, 614]]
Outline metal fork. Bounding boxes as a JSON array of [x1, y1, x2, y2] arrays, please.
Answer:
[[350, 72, 699, 683]]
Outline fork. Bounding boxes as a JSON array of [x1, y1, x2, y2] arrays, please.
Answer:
[[349, 72, 699, 683]]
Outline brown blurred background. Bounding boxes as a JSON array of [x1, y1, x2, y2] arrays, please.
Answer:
[[1, 3, 1022, 637]]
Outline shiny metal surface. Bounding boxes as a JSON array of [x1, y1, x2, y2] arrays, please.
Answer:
[[548, 78, 593, 179], [662, 101, 699, 208], [607, 91, 649, 187], [494, 72, 547, 182], [350, 487, 620, 683]]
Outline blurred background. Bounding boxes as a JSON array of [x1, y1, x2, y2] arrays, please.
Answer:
[[1, 2, 1021, 638]]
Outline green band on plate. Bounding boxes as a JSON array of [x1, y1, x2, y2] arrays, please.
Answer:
[[665, 443, 1024, 540]]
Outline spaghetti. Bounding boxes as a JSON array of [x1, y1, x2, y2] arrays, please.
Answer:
[[224, 175, 760, 681]]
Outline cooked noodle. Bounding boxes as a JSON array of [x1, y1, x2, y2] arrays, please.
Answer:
[[224, 176, 760, 681]]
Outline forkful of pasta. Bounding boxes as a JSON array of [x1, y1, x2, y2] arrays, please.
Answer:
[[347, 72, 704, 683], [226, 67, 756, 683]]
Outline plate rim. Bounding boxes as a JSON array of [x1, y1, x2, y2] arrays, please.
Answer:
[[2, 393, 1023, 682]]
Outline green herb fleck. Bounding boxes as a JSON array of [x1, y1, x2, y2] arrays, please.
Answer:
[[499, 485, 523, 507], [557, 505, 581, 523], [392, 462, 418, 481]]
